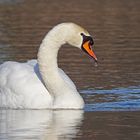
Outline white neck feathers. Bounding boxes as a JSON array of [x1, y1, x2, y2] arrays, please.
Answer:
[[37, 23, 84, 109]]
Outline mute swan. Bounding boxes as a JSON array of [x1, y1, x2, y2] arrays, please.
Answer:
[[0, 23, 97, 109]]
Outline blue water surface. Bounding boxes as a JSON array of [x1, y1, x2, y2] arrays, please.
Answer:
[[80, 86, 140, 111]]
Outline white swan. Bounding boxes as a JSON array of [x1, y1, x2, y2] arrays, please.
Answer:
[[0, 23, 97, 109]]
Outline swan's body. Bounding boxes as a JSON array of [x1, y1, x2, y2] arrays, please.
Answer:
[[0, 23, 97, 109], [0, 60, 53, 108]]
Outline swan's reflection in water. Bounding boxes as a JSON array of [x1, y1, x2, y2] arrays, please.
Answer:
[[0, 110, 83, 140]]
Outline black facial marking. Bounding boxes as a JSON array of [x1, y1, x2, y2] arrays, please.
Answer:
[[81, 33, 97, 61], [81, 33, 94, 50]]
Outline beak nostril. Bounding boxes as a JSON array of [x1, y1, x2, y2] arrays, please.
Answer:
[[90, 40, 94, 46], [89, 45, 92, 50]]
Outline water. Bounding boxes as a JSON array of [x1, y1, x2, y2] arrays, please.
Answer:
[[0, 0, 140, 139], [0, 110, 140, 140], [82, 86, 140, 111]]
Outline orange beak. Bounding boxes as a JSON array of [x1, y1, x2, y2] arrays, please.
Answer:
[[82, 41, 97, 62]]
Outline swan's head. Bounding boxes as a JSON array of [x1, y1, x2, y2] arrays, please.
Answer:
[[46, 23, 97, 62], [64, 23, 98, 62]]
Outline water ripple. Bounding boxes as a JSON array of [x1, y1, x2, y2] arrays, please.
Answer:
[[81, 86, 140, 111]]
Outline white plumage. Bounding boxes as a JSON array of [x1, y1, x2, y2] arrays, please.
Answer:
[[0, 61, 52, 108], [0, 23, 92, 109]]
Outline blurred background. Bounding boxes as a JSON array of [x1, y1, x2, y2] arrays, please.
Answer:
[[0, 0, 139, 90]]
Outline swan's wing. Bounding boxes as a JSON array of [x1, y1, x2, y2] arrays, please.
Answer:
[[27, 59, 43, 82], [27, 59, 38, 67], [0, 61, 52, 109], [58, 68, 77, 91]]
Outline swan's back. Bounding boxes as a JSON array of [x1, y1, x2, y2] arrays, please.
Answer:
[[0, 61, 52, 109]]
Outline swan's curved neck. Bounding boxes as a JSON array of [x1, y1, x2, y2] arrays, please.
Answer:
[[37, 26, 68, 96], [37, 24, 84, 109]]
